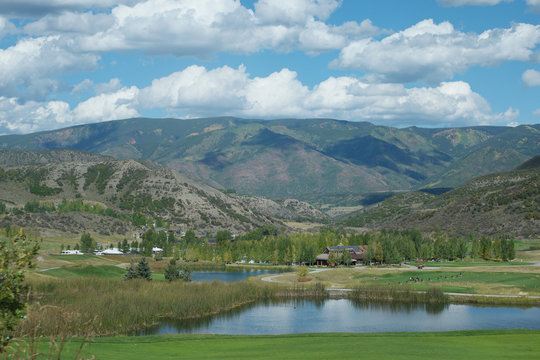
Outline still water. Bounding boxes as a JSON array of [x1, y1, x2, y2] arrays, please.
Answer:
[[139, 299, 540, 335], [190, 268, 285, 282]]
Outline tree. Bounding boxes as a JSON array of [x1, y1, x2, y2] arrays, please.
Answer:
[[374, 241, 384, 264], [164, 259, 180, 282], [1, 229, 40, 347], [456, 237, 467, 260], [79, 233, 95, 253], [135, 257, 152, 280], [216, 230, 231, 246], [123, 259, 137, 280], [184, 230, 196, 245], [342, 249, 353, 266], [178, 263, 192, 282]]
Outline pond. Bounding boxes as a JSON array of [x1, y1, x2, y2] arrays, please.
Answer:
[[190, 268, 286, 282], [138, 299, 540, 335]]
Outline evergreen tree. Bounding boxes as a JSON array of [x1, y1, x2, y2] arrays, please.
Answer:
[[135, 257, 152, 280], [121, 238, 130, 254], [123, 259, 137, 280], [164, 258, 180, 282], [178, 263, 192, 282], [79, 233, 95, 253]]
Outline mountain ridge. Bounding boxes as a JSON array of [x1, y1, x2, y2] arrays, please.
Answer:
[[0, 117, 538, 204]]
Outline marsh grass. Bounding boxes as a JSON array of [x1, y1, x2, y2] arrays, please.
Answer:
[[349, 284, 448, 304], [20, 278, 285, 336]]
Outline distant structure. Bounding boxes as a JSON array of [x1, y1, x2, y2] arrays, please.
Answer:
[[315, 244, 368, 266]]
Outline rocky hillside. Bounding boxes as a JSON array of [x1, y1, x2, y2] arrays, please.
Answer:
[[0, 117, 538, 204], [342, 157, 540, 238], [0, 150, 327, 235]]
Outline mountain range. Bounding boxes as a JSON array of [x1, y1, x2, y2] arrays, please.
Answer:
[[1, 117, 538, 205], [0, 150, 326, 235], [342, 156, 540, 238]]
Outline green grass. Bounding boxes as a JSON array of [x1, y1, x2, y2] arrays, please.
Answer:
[[12, 330, 540, 360], [408, 260, 533, 267], [42, 265, 127, 279], [42, 264, 167, 281], [48, 254, 98, 261], [356, 270, 540, 293]]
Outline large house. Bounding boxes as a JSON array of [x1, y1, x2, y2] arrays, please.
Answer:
[[315, 244, 368, 266]]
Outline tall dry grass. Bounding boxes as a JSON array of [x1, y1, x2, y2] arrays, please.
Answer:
[[20, 278, 280, 336]]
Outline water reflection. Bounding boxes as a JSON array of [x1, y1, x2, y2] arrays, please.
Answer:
[[349, 299, 448, 315], [190, 268, 286, 282], [138, 299, 540, 336]]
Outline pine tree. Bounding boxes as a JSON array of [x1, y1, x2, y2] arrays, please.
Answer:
[[135, 257, 152, 280], [123, 259, 137, 280], [164, 259, 180, 282]]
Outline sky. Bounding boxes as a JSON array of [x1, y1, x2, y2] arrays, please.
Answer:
[[0, 0, 539, 134]]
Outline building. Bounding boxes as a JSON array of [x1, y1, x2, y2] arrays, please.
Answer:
[[315, 244, 368, 266]]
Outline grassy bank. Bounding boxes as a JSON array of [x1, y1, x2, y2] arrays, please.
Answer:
[[8, 330, 540, 360], [18, 278, 326, 337]]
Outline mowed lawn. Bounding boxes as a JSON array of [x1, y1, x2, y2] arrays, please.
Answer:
[[34, 330, 540, 360], [41, 264, 166, 281], [355, 270, 540, 294]]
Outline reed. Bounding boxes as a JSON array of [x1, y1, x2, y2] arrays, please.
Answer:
[[349, 284, 448, 304], [20, 277, 281, 337]]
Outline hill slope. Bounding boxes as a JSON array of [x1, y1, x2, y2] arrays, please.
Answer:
[[0, 150, 326, 235], [0, 118, 538, 203], [342, 159, 540, 237]]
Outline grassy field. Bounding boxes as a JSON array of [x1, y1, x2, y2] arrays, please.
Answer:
[[40, 265, 128, 279], [9, 330, 540, 360], [356, 270, 540, 294], [257, 267, 540, 296], [408, 260, 534, 267]]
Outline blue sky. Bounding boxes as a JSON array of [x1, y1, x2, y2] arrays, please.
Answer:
[[0, 0, 539, 134]]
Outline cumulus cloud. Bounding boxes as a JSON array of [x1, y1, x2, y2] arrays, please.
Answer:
[[0, 0, 142, 17], [522, 69, 540, 87], [0, 36, 99, 100], [1, 65, 517, 133], [0, 15, 15, 39], [24, 11, 115, 35], [438, 0, 512, 6], [0, 86, 140, 134], [332, 19, 540, 83], [50, 0, 378, 56], [119, 66, 521, 127]]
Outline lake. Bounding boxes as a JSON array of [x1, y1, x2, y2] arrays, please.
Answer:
[[138, 299, 540, 335], [190, 268, 286, 282]]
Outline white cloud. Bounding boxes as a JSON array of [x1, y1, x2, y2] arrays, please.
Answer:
[[0, 15, 15, 39], [533, 108, 540, 116], [63, 0, 378, 56], [0, 97, 73, 134], [0, 0, 142, 17], [332, 19, 540, 83], [438, 0, 513, 6], [114, 66, 521, 128], [0, 36, 99, 100], [24, 11, 115, 35], [72, 86, 139, 123], [526, 0, 540, 8], [522, 69, 540, 87], [253, 0, 340, 24], [0, 65, 517, 133]]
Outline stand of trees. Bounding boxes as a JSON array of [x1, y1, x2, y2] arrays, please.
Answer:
[[136, 226, 515, 266]]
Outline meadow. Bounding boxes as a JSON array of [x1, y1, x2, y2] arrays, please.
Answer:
[[7, 330, 540, 360]]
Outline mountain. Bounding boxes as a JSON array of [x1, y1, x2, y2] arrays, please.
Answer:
[[0, 150, 326, 235], [0, 117, 538, 205], [341, 157, 540, 237]]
